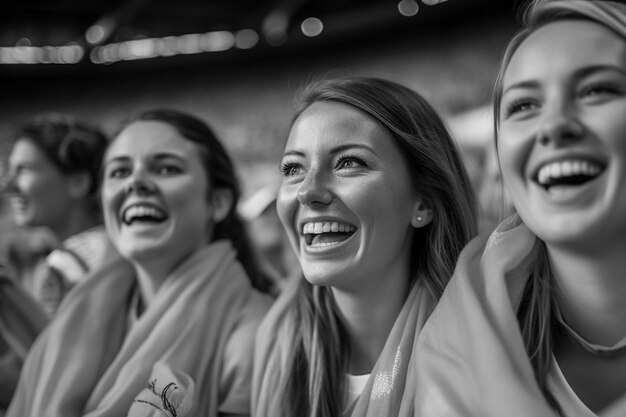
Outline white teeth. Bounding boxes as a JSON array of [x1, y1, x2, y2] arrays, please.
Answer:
[[302, 221, 356, 235], [537, 159, 603, 185], [550, 163, 561, 179], [311, 241, 341, 248], [123, 204, 166, 224], [10, 197, 25, 210]]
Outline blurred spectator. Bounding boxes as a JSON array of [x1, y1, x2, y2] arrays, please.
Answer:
[[446, 105, 515, 234], [239, 183, 299, 292], [476, 140, 515, 233], [3, 113, 114, 316]]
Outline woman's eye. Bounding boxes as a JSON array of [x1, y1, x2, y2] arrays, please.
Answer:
[[336, 155, 366, 170], [503, 99, 537, 118], [581, 83, 619, 99], [108, 167, 130, 179], [279, 162, 303, 177], [156, 165, 182, 175]]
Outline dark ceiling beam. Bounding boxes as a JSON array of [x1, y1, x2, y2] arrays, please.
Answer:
[[135, 2, 235, 19], [2, 3, 113, 15]]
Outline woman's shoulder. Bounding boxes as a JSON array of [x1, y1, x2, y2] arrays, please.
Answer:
[[62, 225, 113, 271]]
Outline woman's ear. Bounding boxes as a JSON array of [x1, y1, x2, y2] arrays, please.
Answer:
[[210, 188, 234, 223], [68, 172, 91, 199], [411, 198, 433, 228]]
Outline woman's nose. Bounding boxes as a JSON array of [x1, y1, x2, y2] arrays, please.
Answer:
[[536, 101, 584, 146], [296, 169, 332, 207], [124, 170, 156, 196]]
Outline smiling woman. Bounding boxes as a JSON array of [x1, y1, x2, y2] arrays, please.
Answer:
[[102, 119, 226, 297], [252, 77, 478, 417], [415, 1, 626, 416], [0, 114, 113, 410], [4, 114, 112, 316], [7, 109, 274, 417]]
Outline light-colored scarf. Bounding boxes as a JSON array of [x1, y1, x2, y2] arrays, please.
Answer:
[[0, 265, 48, 361], [0, 265, 49, 406], [8, 240, 256, 417], [253, 276, 437, 417], [414, 214, 626, 417]]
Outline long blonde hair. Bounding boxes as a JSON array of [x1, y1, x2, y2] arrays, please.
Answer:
[[493, 0, 626, 412], [276, 77, 478, 417]]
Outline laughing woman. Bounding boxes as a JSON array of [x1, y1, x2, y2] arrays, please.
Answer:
[[7, 109, 273, 417], [252, 77, 478, 417], [1, 114, 110, 409], [416, 1, 626, 416], [4, 114, 112, 316]]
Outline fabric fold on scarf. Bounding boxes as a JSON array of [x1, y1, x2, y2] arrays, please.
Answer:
[[8, 240, 256, 417], [0, 267, 48, 359], [0, 265, 49, 407], [253, 276, 437, 417], [414, 214, 626, 417]]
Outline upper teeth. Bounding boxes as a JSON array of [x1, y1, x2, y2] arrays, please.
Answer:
[[302, 221, 356, 235], [537, 160, 602, 185], [123, 204, 166, 223]]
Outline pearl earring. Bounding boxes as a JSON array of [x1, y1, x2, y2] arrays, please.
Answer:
[[417, 216, 422, 222]]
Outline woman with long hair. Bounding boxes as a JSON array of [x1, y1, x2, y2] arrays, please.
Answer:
[[253, 77, 478, 417], [416, 1, 626, 416], [7, 109, 273, 417]]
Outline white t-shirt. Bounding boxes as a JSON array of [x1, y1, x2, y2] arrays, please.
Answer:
[[343, 373, 371, 413]]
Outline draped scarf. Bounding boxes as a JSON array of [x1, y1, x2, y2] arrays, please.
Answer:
[[8, 240, 255, 417], [414, 214, 626, 417], [0, 266, 48, 362], [253, 276, 437, 417], [0, 265, 49, 407]]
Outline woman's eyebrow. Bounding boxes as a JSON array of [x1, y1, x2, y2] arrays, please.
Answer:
[[573, 64, 626, 79], [104, 155, 130, 166], [329, 143, 377, 157], [153, 153, 186, 162], [502, 80, 540, 96]]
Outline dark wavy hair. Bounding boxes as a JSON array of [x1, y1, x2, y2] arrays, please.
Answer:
[[112, 109, 272, 293], [13, 113, 108, 215]]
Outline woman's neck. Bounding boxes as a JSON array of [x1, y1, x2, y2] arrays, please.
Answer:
[[332, 264, 410, 375], [131, 244, 207, 309], [549, 241, 626, 346], [133, 263, 163, 307]]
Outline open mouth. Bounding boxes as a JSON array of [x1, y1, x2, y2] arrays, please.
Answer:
[[122, 203, 168, 225], [10, 197, 26, 212], [302, 221, 356, 247], [535, 159, 605, 190]]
